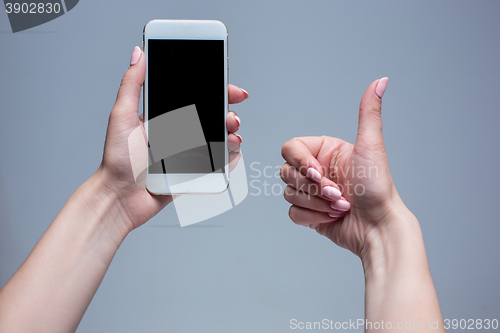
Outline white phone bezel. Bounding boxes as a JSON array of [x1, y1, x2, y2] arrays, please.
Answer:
[[143, 20, 229, 195]]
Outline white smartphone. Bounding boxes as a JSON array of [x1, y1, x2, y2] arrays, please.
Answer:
[[143, 20, 229, 195]]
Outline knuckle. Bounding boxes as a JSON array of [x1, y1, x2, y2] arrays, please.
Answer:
[[281, 141, 290, 159], [119, 72, 141, 92], [281, 137, 298, 159], [288, 206, 296, 221], [119, 73, 133, 88], [279, 164, 288, 182], [362, 102, 382, 119], [283, 186, 290, 201], [283, 186, 295, 203]]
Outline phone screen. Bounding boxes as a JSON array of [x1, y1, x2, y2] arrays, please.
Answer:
[[147, 39, 225, 174]]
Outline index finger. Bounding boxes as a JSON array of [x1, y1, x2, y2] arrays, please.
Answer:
[[281, 137, 325, 179], [229, 84, 249, 104]]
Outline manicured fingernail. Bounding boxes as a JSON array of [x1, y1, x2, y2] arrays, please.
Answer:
[[375, 77, 389, 99], [330, 199, 351, 212], [328, 211, 344, 218], [306, 167, 322, 182], [234, 134, 242, 143], [130, 46, 141, 66], [322, 186, 341, 201], [241, 88, 249, 99], [234, 115, 241, 127]]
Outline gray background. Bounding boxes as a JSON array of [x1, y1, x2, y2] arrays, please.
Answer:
[[1, 1, 499, 332]]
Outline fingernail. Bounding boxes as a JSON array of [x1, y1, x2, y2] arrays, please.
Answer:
[[328, 211, 344, 218], [322, 186, 341, 201], [306, 167, 322, 182], [375, 77, 389, 99], [330, 199, 351, 212], [130, 46, 142, 66], [234, 115, 241, 127], [241, 88, 249, 99], [234, 134, 242, 143]]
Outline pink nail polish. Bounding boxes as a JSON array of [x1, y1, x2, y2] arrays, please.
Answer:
[[130, 46, 142, 66], [306, 167, 322, 182], [234, 115, 241, 127], [234, 134, 242, 143], [328, 211, 344, 218], [322, 186, 341, 201], [241, 88, 249, 99], [330, 199, 351, 212], [375, 77, 389, 99]]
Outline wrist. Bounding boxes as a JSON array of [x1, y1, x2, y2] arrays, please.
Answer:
[[75, 168, 133, 247], [360, 197, 430, 281]]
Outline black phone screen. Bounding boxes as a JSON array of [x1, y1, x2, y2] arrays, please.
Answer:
[[147, 39, 225, 174]]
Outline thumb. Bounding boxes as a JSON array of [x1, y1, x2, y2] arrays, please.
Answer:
[[111, 46, 145, 118], [354, 77, 388, 152]]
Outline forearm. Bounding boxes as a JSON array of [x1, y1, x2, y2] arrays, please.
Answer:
[[361, 204, 445, 333], [0, 169, 130, 333]]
